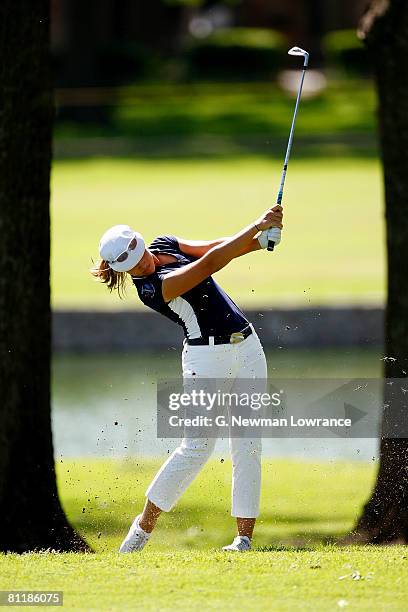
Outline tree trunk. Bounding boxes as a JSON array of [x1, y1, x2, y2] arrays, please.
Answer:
[[0, 0, 91, 553], [349, 0, 408, 544]]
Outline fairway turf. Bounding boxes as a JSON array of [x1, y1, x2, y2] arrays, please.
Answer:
[[1, 459, 406, 610], [51, 157, 385, 309], [55, 459, 378, 552], [2, 548, 407, 611]]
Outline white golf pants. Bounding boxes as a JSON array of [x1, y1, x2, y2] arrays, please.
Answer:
[[146, 326, 267, 518]]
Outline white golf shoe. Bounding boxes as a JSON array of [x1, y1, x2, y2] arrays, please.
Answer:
[[119, 514, 150, 553], [222, 535, 252, 552]]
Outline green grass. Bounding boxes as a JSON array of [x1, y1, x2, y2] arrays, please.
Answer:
[[51, 156, 385, 309], [2, 548, 407, 611], [56, 458, 378, 552], [1, 459, 407, 610]]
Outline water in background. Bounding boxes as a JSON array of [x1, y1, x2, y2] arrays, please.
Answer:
[[52, 347, 383, 461]]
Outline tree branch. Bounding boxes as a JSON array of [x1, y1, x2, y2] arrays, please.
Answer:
[[358, 0, 390, 42]]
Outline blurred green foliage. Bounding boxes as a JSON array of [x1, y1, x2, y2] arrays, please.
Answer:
[[97, 42, 161, 85], [163, 0, 242, 5], [323, 29, 369, 76], [185, 28, 286, 80], [56, 80, 376, 156]]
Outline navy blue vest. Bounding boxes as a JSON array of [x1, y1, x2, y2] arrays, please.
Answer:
[[132, 235, 249, 339]]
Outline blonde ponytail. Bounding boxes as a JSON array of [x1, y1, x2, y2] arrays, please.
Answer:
[[90, 259, 128, 299]]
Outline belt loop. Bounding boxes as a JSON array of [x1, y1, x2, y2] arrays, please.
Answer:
[[209, 336, 215, 346]]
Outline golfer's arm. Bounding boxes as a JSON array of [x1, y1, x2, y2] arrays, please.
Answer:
[[163, 225, 259, 301], [177, 236, 261, 260], [235, 238, 262, 257]]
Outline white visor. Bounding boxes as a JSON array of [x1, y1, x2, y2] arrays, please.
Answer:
[[99, 225, 146, 273]]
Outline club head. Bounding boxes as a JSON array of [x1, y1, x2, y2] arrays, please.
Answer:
[[288, 46, 309, 67]]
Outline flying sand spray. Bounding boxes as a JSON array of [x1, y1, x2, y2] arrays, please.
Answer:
[[267, 47, 309, 251]]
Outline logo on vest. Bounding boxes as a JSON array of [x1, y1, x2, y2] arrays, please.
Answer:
[[141, 282, 156, 299]]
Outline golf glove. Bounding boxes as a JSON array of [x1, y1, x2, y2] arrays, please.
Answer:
[[257, 227, 281, 249]]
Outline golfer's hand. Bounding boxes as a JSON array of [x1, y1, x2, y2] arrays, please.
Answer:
[[255, 205, 283, 232]]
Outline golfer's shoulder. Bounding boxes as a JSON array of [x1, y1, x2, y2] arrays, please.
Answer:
[[149, 234, 180, 255]]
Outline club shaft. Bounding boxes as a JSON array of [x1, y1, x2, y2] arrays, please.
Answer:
[[276, 67, 307, 206]]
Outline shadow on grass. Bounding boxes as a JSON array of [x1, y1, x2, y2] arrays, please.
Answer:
[[71, 503, 351, 551], [54, 133, 379, 161], [256, 532, 346, 552]]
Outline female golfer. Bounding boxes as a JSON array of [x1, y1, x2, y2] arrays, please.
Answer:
[[91, 205, 283, 552]]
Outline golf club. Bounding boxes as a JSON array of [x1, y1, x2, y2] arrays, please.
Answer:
[[267, 46, 309, 251]]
